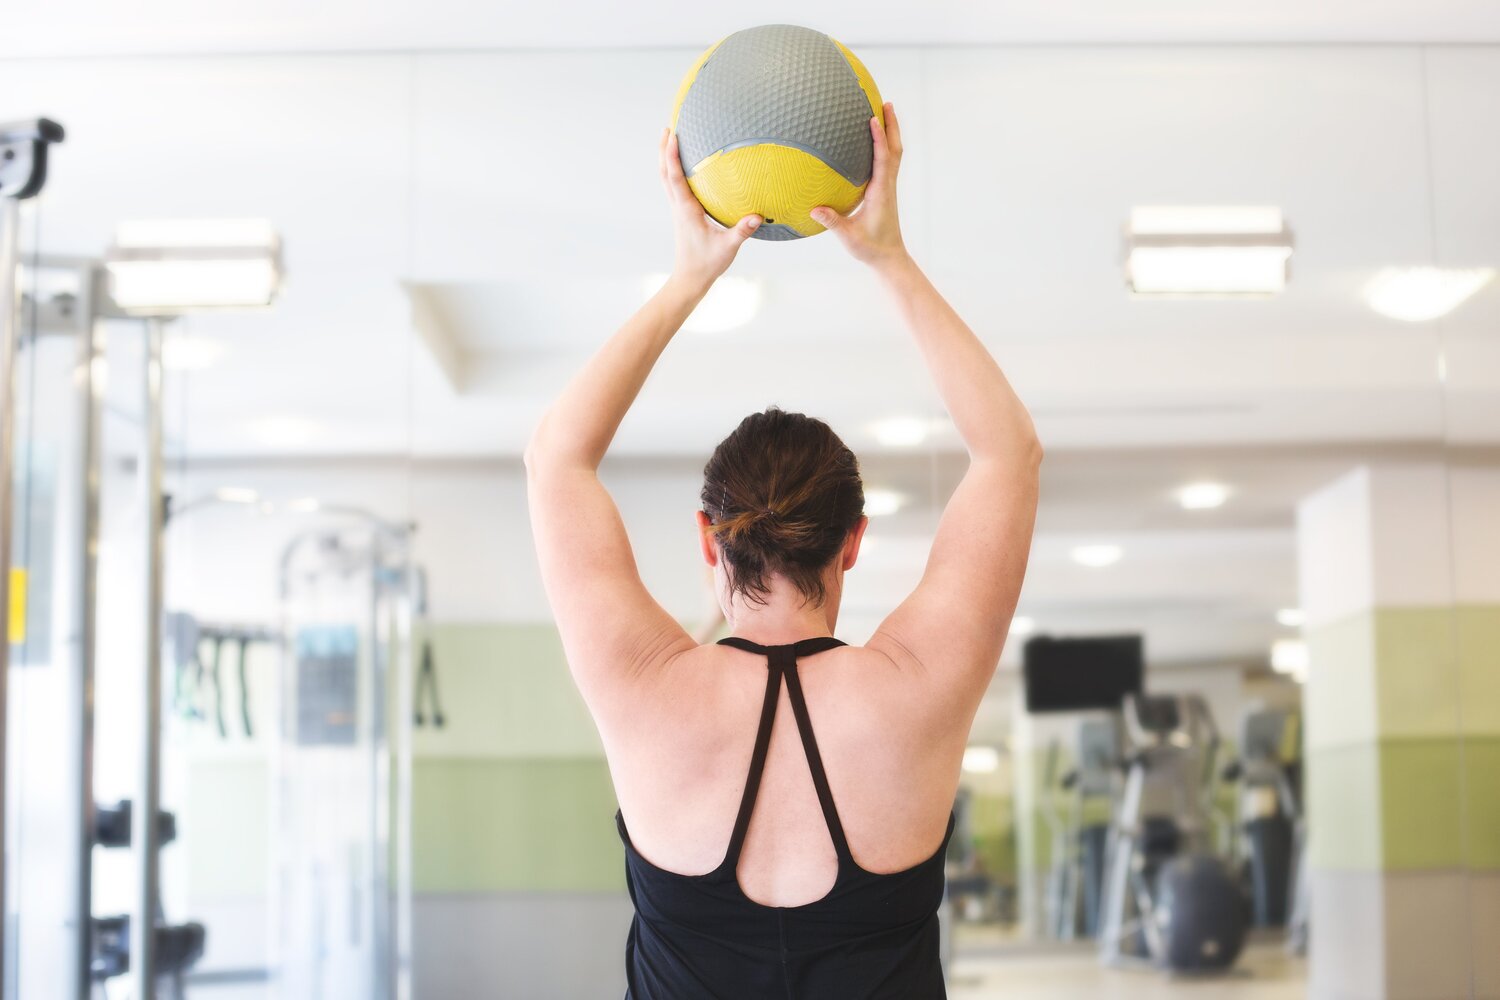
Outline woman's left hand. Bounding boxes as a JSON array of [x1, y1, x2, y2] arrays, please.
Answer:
[[660, 128, 761, 289]]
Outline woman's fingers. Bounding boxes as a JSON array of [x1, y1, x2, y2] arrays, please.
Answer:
[[811, 207, 846, 230], [870, 114, 889, 166], [884, 102, 904, 157], [729, 214, 763, 243], [664, 134, 696, 202]]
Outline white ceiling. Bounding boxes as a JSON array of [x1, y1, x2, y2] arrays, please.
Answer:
[[5, 31, 1497, 679], [8, 0, 1500, 58]]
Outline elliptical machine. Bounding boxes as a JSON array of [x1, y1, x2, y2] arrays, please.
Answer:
[[1098, 694, 1248, 972], [1041, 718, 1120, 940], [1221, 708, 1302, 929]]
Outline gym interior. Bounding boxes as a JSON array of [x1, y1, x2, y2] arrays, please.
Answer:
[[3, 4, 1498, 999]]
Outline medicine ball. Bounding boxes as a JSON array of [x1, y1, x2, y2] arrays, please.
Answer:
[[1154, 855, 1250, 972], [671, 24, 883, 241]]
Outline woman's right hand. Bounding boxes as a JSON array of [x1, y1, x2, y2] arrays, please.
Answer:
[[812, 102, 909, 268]]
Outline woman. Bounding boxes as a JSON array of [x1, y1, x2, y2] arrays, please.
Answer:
[[526, 104, 1040, 999]]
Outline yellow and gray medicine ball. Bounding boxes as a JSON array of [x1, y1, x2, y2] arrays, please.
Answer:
[[672, 24, 883, 241]]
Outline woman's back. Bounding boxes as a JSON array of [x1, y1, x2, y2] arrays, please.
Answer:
[[604, 639, 965, 909], [611, 637, 957, 998]]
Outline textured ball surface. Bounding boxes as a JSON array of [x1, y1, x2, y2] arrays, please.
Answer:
[[672, 24, 883, 241]]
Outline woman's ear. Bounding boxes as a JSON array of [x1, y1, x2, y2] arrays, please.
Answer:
[[696, 510, 719, 567], [841, 516, 870, 571]]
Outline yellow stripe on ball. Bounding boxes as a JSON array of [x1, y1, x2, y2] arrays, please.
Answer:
[[686, 143, 866, 238]]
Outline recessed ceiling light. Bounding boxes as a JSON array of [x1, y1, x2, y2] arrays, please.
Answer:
[[962, 746, 1001, 774], [870, 417, 930, 448], [863, 488, 905, 517], [1072, 544, 1123, 568], [1125, 206, 1293, 297], [1009, 615, 1036, 637], [1364, 267, 1495, 322], [644, 273, 762, 333], [1270, 638, 1308, 675], [1176, 481, 1231, 510], [1276, 607, 1305, 628]]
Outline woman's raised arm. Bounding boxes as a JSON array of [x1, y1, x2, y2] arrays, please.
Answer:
[[815, 104, 1042, 716], [525, 131, 761, 707]]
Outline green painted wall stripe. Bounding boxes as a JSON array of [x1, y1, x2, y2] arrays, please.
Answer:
[[413, 623, 603, 759], [1457, 606, 1500, 738], [1309, 735, 1500, 873], [411, 757, 624, 893], [1461, 737, 1500, 871], [1373, 608, 1460, 740], [1379, 739, 1465, 870]]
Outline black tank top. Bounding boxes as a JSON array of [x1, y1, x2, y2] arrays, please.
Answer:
[[614, 636, 954, 999]]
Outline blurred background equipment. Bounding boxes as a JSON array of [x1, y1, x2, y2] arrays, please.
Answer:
[[1097, 693, 1248, 973]]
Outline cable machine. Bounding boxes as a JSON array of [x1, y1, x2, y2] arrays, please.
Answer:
[[274, 508, 416, 1000]]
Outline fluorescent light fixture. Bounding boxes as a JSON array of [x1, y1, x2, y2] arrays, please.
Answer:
[[106, 218, 282, 314], [863, 489, 906, 517], [1364, 267, 1495, 322], [644, 273, 762, 333], [870, 417, 930, 448], [162, 335, 226, 371], [1176, 481, 1231, 510], [1009, 615, 1036, 637], [286, 497, 322, 513], [1072, 544, 1123, 568], [962, 746, 1001, 774], [1125, 206, 1293, 297], [1271, 638, 1309, 675], [1276, 607, 1305, 628]]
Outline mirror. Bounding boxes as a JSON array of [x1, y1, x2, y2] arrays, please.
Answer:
[[5, 24, 1496, 1000]]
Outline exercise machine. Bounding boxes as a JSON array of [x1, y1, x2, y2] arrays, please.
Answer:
[[1222, 708, 1302, 928], [1041, 718, 1119, 940], [274, 509, 418, 1000], [1098, 694, 1248, 972]]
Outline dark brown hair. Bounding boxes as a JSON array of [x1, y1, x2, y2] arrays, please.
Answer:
[[701, 408, 866, 607]]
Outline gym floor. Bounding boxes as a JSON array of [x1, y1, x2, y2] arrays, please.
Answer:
[[950, 941, 1307, 999]]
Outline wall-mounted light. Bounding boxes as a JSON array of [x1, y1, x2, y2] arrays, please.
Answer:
[[1364, 267, 1495, 322], [1125, 206, 1293, 297], [1271, 638, 1309, 681]]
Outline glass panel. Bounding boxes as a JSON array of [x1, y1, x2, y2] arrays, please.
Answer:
[[1428, 45, 1500, 994], [5, 211, 91, 1000]]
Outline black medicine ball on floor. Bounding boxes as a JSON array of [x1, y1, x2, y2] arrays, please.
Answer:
[[1154, 855, 1250, 971]]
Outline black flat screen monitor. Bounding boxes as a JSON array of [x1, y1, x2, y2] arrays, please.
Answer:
[[1023, 634, 1144, 713]]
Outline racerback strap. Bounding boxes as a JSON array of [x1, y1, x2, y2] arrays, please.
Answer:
[[717, 636, 852, 867]]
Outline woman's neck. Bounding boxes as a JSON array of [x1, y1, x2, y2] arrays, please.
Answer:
[[723, 580, 840, 646]]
